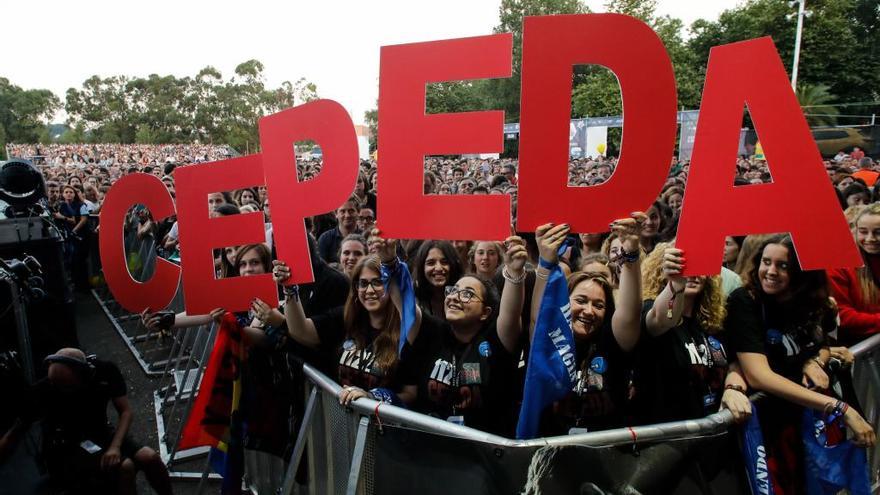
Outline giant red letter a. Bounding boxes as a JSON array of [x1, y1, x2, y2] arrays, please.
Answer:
[[677, 37, 860, 274]]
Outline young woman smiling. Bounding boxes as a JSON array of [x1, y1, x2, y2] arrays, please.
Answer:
[[274, 237, 419, 407], [529, 214, 645, 434], [727, 234, 875, 494], [411, 241, 464, 320], [828, 202, 880, 345]]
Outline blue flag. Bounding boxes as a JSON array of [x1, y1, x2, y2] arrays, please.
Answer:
[[802, 408, 871, 495], [516, 264, 576, 439], [381, 258, 416, 354], [740, 402, 774, 495]]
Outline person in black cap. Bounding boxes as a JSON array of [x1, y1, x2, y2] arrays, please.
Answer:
[[2, 348, 172, 494]]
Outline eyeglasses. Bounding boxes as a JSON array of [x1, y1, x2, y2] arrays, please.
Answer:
[[357, 278, 384, 291], [359, 215, 374, 221], [445, 286, 483, 303]]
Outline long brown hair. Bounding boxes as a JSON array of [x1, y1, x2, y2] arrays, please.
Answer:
[[741, 234, 832, 327], [343, 255, 401, 371]]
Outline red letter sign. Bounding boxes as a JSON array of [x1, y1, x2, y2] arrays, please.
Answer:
[[517, 14, 677, 232], [260, 99, 360, 284], [677, 37, 860, 274], [99, 173, 179, 312], [378, 34, 512, 240], [175, 155, 277, 313]]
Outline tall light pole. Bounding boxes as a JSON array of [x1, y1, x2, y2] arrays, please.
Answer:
[[791, 0, 806, 90]]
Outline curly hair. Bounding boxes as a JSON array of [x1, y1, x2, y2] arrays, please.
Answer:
[[641, 242, 726, 334]]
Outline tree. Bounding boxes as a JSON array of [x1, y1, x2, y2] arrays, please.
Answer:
[[488, 0, 590, 122], [687, 0, 871, 107], [0, 78, 60, 158], [63, 61, 319, 151], [797, 84, 840, 126], [364, 107, 378, 152]]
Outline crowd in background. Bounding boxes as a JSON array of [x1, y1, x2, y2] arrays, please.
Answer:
[[5, 144, 880, 494]]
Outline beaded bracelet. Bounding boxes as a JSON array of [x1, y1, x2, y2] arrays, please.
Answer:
[[502, 266, 527, 285]]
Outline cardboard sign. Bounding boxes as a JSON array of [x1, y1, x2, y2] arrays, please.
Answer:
[[675, 37, 860, 275], [377, 33, 513, 241], [175, 155, 278, 314], [260, 100, 359, 285], [517, 14, 677, 232], [99, 14, 861, 315], [98, 173, 179, 312]]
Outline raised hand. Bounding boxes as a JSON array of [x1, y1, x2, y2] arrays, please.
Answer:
[[503, 235, 528, 276], [611, 211, 647, 256], [369, 228, 398, 264], [661, 246, 686, 291], [535, 223, 570, 265], [272, 260, 291, 285]]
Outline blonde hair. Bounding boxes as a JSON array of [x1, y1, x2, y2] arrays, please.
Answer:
[[641, 242, 726, 334], [854, 203, 880, 305], [845, 204, 868, 231]]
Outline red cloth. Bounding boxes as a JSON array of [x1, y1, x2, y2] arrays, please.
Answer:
[[851, 169, 879, 187], [179, 314, 244, 450], [827, 264, 880, 345]]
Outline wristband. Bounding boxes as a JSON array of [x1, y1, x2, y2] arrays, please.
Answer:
[[724, 384, 746, 394], [621, 249, 640, 264], [538, 257, 557, 270], [370, 387, 403, 407], [283, 284, 300, 301]]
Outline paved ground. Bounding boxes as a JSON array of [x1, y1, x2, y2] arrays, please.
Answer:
[[73, 292, 217, 494]]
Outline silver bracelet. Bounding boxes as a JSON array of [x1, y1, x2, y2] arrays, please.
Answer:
[[535, 268, 549, 280], [502, 266, 527, 284]]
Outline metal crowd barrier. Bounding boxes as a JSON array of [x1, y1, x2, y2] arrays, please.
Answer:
[[275, 333, 880, 495], [91, 217, 220, 481]]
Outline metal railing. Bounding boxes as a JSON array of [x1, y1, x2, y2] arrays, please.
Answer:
[[279, 333, 880, 495], [92, 217, 880, 493]]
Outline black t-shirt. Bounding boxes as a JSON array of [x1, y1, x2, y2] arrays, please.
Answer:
[[542, 323, 632, 435], [311, 307, 417, 392], [634, 300, 729, 425], [725, 288, 831, 383], [408, 315, 518, 435], [29, 359, 126, 444]]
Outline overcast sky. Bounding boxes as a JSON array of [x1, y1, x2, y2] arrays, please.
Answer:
[[7, 0, 742, 125]]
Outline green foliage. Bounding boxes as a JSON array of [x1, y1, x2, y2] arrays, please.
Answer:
[[687, 0, 876, 108], [490, 0, 590, 122], [62, 60, 319, 151], [0, 77, 60, 155], [364, 107, 378, 152], [797, 83, 840, 126]]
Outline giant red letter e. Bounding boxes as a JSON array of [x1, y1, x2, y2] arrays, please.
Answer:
[[378, 34, 512, 240], [677, 37, 860, 274], [175, 155, 277, 313]]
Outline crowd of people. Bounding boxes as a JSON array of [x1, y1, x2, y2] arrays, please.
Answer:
[[7, 143, 235, 168], [3, 146, 879, 493]]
